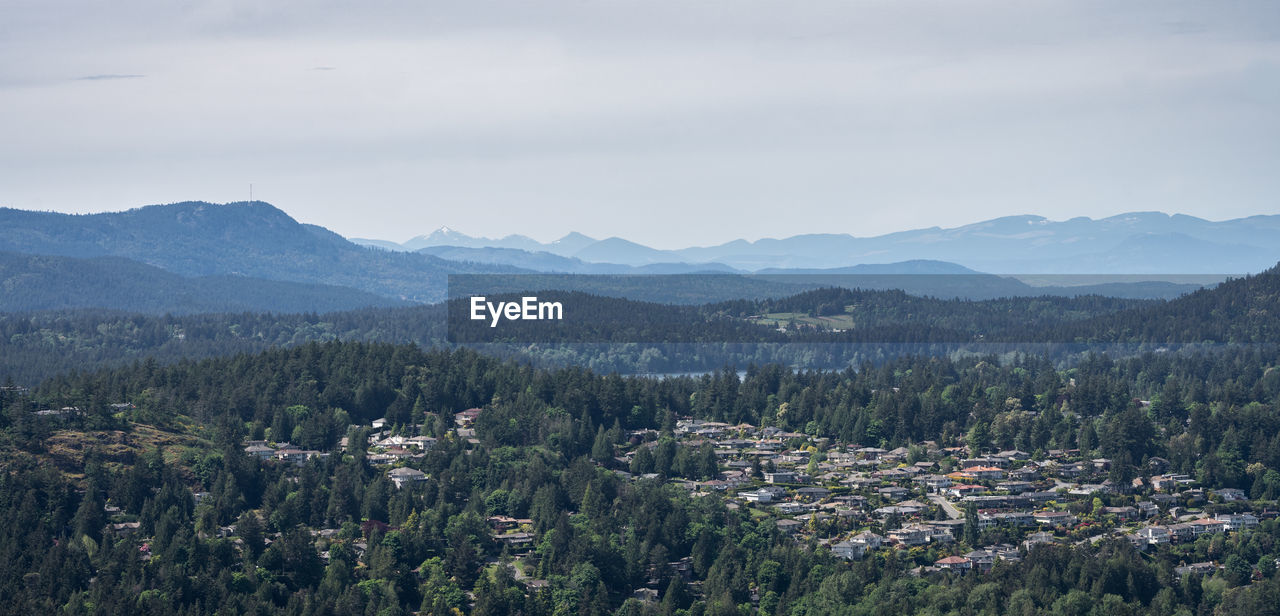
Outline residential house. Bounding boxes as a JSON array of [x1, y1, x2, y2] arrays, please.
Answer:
[[387, 467, 428, 489], [1137, 526, 1170, 545], [1023, 531, 1057, 550], [851, 531, 884, 550], [831, 541, 865, 561], [1213, 488, 1247, 502], [1033, 511, 1077, 528], [1216, 512, 1259, 532], [776, 519, 803, 534], [935, 555, 972, 571]]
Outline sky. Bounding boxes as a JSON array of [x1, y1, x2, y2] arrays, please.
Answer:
[[2, 1, 1279, 249]]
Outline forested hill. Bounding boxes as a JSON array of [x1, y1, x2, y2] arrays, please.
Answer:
[[1052, 265, 1280, 343], [0, 202, 516, 302], [0, 251, 408, 314]]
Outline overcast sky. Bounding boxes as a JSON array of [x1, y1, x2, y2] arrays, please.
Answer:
[[2, 1, 1278, 248]]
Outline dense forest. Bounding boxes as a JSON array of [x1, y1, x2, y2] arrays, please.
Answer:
[[3, 341, 1280, 615]]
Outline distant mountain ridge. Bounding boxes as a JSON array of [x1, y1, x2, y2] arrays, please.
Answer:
[[0, 251, 408, 314], [357, 212, 1280, 274], [0, 201, 518, 302], [0, 202, 1259, 312]]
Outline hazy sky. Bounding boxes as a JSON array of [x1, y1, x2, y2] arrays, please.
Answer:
[[2, 1, 1278, 248]]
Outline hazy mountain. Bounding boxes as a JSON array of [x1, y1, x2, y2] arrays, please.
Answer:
[[417, 246, 741, 275], [546, 231, 599, 256], [352, 227, 601, 256], [571, 236, 678, 265], [352, 212, 1280, 274], [0, 202, 517, 302], [398, 227, 547, 252], [0, 251, 407, 314]]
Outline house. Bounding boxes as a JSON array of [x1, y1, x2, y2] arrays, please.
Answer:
[[764, 471, 798, 484], [1167, 523, 1195, 543], [1216, 513, 1259, 532], [1068, 484, 1107, 496], [1056, 463, 1085, 479], [387, 467, 428, 489], [919, 475, 953, 492], [1023, 531, 1057, 550], [927, 519, 968, 538], [1175, 562, 1218, 579], [1100, 506, 1138, 521], [454, 408, 483, 427], [878, 486, 909, 501], [275, 448, 325, 465], [963, 457, 1010, 469], [496, 532, 535, 551], [1024, 491, 1058, 504], [874, 505, 922, 518], [831, 540, 865, 561], [795, 487, 831, 501], [110, 521, 141, 536], [1033, 511, 1077, 527], [964, 550, 997, 572], [1188, 517, 1227, 536], [948, 484, 987, 498], [995, 450, 1030, 461], [741, 490, 774, 504], [988, 511, 1034, 527], [1137, 526, 1170, 545], [962, 466, 1006, 481], [1213, 488, 1247, 502], [888, 526, 929, 547], [775, 502, 810, 515], [935, 555, 972, 571], [244, 444, 275, 459], [851, 531, 884, 550], [995, 481, 1034, 494], [776, 519, 803, 534]]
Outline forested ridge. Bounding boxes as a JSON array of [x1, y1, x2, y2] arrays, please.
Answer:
[[3, 341, 1280, 615], [0, 251, 408, 314], [3, 263, 1278, 385]]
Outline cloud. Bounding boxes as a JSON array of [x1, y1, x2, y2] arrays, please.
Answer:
[[75, 74, 145, 81], [1, 1, 1278, 247]]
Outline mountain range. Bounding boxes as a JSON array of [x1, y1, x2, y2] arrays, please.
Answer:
[[2, 201, 1275, 314], [355, 212, 1280, 274]]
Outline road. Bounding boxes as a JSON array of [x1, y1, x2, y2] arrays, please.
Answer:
[[929, 494, 962, 519]]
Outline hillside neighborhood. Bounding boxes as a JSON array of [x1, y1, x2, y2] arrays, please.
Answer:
[[224, 408, 1279, 595]]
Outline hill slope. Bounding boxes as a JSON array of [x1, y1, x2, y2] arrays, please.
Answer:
[[0, 202, 516, 301], [0, 251, 408, 314]]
